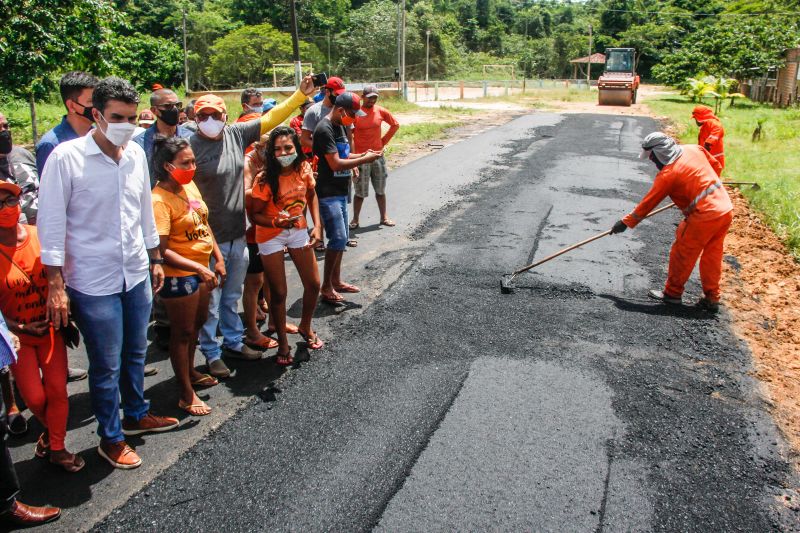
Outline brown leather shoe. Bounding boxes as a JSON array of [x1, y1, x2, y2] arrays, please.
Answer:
[[97, 441, 142, 469], [122, 412, 179, 436], [4, 500, 61, 526]]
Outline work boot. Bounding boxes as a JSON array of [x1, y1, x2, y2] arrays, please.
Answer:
[[647, 289, 682, 305], [696, 297, 720, 313]]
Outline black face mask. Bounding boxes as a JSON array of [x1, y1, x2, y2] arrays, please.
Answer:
[[0, 131, 12, 155], [158, 107, 180, 127], [649, 150, 664, 170], [73, 101, 95, 123]]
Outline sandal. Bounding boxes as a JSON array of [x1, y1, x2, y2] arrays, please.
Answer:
[[178, 398, 212, 416], [346, 239, 358, 248], [246, 336, 279, 350], [35, 433, 49, 458], [380, 219, 396, 227], [298, 330, 324, 350], [191, 374, 219, 389], [49, 450, 86, 473], [320, 292, 345, 305], [349, 221, 359, 229], [265, 323, 299, 336], [276, 349, 294, 366], [334, 283, 360, 293]]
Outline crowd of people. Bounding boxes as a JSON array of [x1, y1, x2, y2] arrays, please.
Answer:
[[0, 70, 400, 526]]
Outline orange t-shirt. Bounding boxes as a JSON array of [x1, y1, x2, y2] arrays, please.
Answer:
[[251, 161, 315, 243], [152, 181, 214, 277], [0, 225, 49, 345], [353, 104, 399, 153], [698, 118, 725, 168]]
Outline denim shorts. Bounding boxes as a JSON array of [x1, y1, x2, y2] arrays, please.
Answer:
[[318, 195, 349, 251], [159, 275, 200, 298]]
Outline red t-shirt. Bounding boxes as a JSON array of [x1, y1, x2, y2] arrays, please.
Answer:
[[353, 104, 398, 153], [251, 162, 315, 242], [0, 225, 49, 345]]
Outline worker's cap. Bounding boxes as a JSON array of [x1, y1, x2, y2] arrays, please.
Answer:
[[334, 92, 367, 116], [138, 109, 155, 126], [691, 105, 714, 120], [640, 132, 682, 166], [262, 98, 277, 112], [0, 182, 22, 196], [324, 77, 347, 96], [362, 85, 379, 98], [194, 94, 227, 114]]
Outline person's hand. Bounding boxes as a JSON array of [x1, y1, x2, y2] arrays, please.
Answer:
[[23, 320, 51, 337], [151, 264, 165, 293], [300, 75, 315, 96], [46, 283, 70, 330], [610, 220, 628, 234], [364, 150, 383, 163], [214, 261, 227, 287], [306, 226, 323, 249], [9, 332, 19, 352], [274, 212, 294, 229], [197, 265, 218, 288]]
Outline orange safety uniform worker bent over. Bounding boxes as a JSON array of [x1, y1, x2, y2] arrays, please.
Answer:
[[692, 105, 725, 171], [622, 135, 733, 303]]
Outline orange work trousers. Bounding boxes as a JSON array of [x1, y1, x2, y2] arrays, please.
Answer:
[[10, 333, 69, 451], [664, 211, 733, 302]]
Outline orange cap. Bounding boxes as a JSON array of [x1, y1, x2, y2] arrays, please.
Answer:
[[0, 182, 22, 196], [691, 105, 714, 121], [194, 94, 227, 114]]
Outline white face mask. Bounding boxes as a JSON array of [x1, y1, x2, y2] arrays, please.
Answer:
[[198, 117, 226, 138], [247, 103, 263, 114], [277, 153, 297, 168], [98, 114, 137, 147]]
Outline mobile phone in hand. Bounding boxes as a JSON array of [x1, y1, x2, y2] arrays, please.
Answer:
[[311, 72, 328, 87]]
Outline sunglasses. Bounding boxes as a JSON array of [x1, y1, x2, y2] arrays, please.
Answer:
[[156, 102, 184, 111]]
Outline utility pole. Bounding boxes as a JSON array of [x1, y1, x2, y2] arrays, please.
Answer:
[[400, 0, 407, 99], [425, 30, 431, 81], [327, 30, 331, 73], [587, 24, 593, 86], [182, 4, 189, 93], [289, 0, 302, 86]]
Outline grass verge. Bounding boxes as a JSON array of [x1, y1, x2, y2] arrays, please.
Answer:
[[648, 96, 800, 260]]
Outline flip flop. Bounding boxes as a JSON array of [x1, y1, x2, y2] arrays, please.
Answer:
[[276, 350, 294, 366], [35, 433, 49, 458], [320, 291, 345, 303], [246, 336, 279, 349], [178, 398, 212, 416], [380, 219, 396, 227], [191, 374, 219, 389], [334, 283, 360, 293], [265, 323, 300, 336], [349, 221, 359, 229], [298, 330, 324, 350]]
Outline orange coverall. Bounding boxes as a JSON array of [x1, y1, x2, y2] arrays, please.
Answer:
[[692, 105, 725, 171], [623, 145, 733, 302]]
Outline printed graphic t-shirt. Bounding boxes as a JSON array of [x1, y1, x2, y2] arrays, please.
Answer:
[[313, 118, 351, 198], [0, 225, 49, 345], [251, 161, 315, 243], [152, 180, 214, 276]]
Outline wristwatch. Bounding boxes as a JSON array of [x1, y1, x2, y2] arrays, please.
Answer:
[[150, 258, 166, 265]]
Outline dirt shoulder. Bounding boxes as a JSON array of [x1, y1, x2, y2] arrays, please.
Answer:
[[388, 91, 800, 469]]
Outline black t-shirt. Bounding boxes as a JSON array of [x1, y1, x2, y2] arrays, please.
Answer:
[[312, 118, 351, 198]]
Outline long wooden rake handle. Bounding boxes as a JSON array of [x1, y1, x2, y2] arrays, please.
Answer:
[[510, 202, 677, 277]]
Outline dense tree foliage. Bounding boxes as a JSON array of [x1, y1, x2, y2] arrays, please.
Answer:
[[2, 0, 799, 95]]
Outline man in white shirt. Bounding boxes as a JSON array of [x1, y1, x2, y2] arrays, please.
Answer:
[[38, 77, 179, 470]]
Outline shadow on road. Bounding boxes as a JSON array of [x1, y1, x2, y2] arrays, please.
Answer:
[[596, 293, 717, 320]]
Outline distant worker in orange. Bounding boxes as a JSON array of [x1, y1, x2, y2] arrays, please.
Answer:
[[692, 105, 725, 172], [610, 132, 733, 312]]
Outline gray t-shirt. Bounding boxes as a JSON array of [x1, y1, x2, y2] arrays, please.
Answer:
[[301, 102, 332, 133], [190, 119, 261, 243]]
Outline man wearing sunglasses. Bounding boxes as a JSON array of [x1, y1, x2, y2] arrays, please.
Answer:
[[133, 88, 193, 186]]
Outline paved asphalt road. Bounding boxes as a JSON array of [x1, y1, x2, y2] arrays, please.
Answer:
[[8, 112, 799, 532]]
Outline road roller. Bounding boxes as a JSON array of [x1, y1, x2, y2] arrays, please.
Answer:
[[597, 48, 639, 107]]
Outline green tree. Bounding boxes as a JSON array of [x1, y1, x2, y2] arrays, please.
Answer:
[[206, 23, 323, 87], [110, 33, 184, 91]]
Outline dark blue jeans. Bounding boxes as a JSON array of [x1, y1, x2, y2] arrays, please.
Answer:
[[68, 280, 152, 444]]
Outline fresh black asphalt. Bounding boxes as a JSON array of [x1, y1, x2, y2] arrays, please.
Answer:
[[16, 113, 800, 531]]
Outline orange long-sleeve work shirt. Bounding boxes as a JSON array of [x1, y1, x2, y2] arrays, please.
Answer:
[[698, 117, 725, 169], [623, 145, 732, 229]]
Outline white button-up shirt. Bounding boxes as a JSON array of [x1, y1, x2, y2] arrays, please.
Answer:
[[38, 133, 159, 296]]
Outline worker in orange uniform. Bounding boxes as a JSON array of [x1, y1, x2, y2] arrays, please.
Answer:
[[610, 132, 733, 312], [692, 105, 725, 172]]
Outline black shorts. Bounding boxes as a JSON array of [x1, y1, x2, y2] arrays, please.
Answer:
[[246, 242, 263, 274]]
